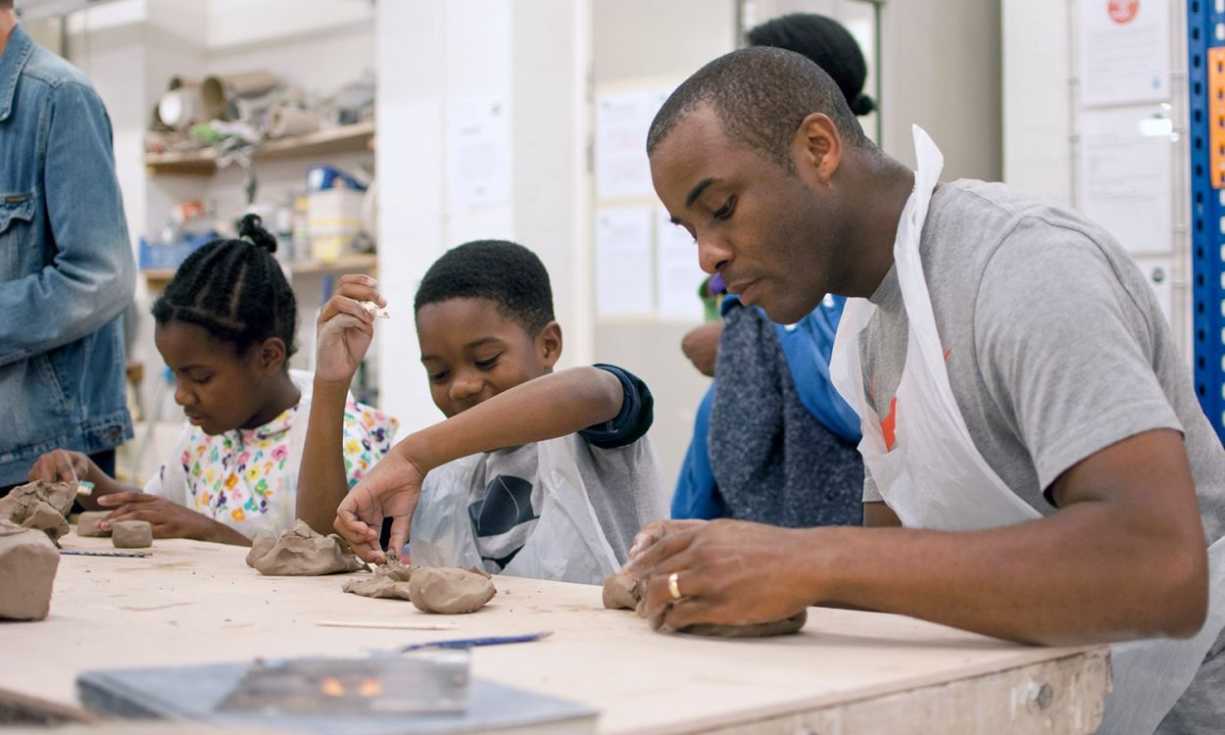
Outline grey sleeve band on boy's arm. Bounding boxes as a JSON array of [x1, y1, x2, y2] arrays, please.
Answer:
[[973, 220, 1182, 504], [579, 364, 655, 449]]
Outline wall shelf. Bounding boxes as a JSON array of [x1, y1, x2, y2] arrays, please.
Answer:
[[142, 253, 378, 289], [144, 121, 375, 176]]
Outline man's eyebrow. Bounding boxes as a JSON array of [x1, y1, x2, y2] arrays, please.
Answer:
[[684, 178, 717, 208]]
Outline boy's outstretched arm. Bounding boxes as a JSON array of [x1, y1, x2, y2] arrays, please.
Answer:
[[402, 366, 624, 471], [297, 275, 385, 534], [336, 367, 626, 561]]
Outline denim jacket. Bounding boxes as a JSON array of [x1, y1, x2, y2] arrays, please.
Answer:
[[0, 25, 134, 484]]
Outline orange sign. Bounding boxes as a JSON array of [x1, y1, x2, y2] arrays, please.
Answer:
[[1108, 0, 1139, 24]]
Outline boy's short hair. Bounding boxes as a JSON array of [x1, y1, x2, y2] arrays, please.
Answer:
[[414, 240, 556, 334]]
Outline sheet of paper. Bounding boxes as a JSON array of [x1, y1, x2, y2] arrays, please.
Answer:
[[446, 95, 512, 211], [1133, 255, 1174, 324], [1077, 105, 1174, 254], [595, 206, 654, 317], [1078, 0, 1170, 107], [595, 87, 671, 201], [655, 208, 705, 321]]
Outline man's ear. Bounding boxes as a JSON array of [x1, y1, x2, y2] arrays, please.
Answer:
[[792, 112, 843, 185], [254, 337, 288, 375], [537, 321, 563, 368]]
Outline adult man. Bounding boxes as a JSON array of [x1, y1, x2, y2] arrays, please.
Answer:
[[630, 47, 1225, 734], [0, 2, 135, 489]]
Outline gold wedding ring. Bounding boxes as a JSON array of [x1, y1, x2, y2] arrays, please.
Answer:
[[668, 572, 682, 600]]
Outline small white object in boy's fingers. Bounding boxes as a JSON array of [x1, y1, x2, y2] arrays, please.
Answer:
[[76, 481, 95, 497], [359, 300, 390, 319]]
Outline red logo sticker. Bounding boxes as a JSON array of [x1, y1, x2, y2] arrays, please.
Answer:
[[1108, 0, 1139, 24]]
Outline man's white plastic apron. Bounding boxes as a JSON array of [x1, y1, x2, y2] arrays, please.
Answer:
[[829, 125, 1225, 734]]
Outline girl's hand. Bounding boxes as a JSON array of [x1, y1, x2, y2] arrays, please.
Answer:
[[97, 492, 227, 543], [315, 275, 386, 385]]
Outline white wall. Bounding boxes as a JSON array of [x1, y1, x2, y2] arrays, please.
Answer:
[[376, 0, 590, 435], [1001, 0, 1072, 206], [879, 0, 1002, 180]]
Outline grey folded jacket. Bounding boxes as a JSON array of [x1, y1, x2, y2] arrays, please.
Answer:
[[709, 303, 864, 527]]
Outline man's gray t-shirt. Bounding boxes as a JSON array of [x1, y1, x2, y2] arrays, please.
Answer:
[[857, 180, 1225, 732], [859, 180, 1224, 543]]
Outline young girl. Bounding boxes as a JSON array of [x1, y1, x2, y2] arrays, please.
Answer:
[[27, 215, 397, 545]]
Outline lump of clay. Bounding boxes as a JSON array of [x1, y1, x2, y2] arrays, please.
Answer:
[[0, 519, 60, 620], [76, 511, 110, 538], [111, 520, 153, 548], [246, 520, 366, 576], [0, 480, 76, 543], [602, 572, 640, 610], [409, 567, 496, 614], [342, 557, 414, 600], [678, 609, 808, 638]]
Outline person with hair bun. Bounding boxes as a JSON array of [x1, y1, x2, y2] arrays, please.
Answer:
[[672, 13, 871, 528], [28, 215, 398, 546]]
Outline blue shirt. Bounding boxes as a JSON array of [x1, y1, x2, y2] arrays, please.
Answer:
[[0, 25, 134, 483]]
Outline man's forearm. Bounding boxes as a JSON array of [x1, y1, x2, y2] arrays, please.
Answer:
[[296, 380, 351, 534], [803, 502, 1206, 646], [397, 367, 623, 472]]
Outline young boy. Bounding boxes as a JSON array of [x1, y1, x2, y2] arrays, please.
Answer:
[[330, 240, 666, 584]]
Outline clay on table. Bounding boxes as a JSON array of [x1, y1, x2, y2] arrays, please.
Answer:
[[602, 572, 640, 610], [603, 571, 807, 638], [76, 511, 111, 537], [111, 520, 153, 548], [409, 567, 496, 614], [342, 557, 415, 600], [246, 520, 366, 576], [0, 480, 76, 543], [0, 519, 60, 620], [677, 609, 808, 637]]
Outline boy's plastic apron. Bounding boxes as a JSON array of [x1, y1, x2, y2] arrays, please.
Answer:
[[829, 125, 1225, 734]]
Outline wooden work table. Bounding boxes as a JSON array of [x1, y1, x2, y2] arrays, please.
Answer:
[[0, 537, 1110, 734]]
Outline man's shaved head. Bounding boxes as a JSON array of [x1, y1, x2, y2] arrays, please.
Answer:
[[647, 46, 869, 171]]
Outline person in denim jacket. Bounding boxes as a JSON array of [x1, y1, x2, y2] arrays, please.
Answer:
[[0, 7, 135, 490]]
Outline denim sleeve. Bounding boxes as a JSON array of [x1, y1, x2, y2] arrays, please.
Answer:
[[578, 364, 655, 449], [0, 82, 134, 367]]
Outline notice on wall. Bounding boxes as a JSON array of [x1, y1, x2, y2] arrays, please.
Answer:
[[595, 87, 672, 201], [595, 206, 654, 317], [446, 95, 512, 212], [655, 208, 705, 321], [1078, 0, 1170, 107], [1077, 105, 1174, 254]]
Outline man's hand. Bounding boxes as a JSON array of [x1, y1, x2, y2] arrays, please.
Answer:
[[334, 451, 424, 563], [680, 323, 723, 377], [627, 518, 708, 558], [625, 518, 819, 631], [315, 274, 385, 385], [96, 492, 232, 543], [28, 449, 93, 485]]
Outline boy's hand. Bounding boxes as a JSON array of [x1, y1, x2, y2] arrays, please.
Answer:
[[316, 274, 386, 385], [28, 449, 93, 485], [334, 452, 425, 563], [97, 492, 223, 542]]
